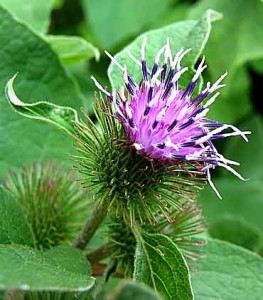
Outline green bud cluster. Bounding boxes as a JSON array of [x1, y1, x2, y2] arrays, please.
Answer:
[[4, 162, 88, 250]]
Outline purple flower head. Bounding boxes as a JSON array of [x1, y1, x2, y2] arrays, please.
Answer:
[[92, 38, 250, 198]]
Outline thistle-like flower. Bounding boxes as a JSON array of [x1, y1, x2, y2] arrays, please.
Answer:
[[92, 39, 250, 199]]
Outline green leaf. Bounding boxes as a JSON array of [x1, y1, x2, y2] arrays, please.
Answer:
[[188, 0, 263, 123], [152, 3, 190, 29], [206, 66, 252, 123], [191, 239, 263, 299], [198, 179, 263, 232], [81, 0, 173, 49], [134, 231, 193, 300], [250, 58, 263, 74], [108, 9, 221, 90], [209, 215, 263, 255], [114, 281, 162, 300], [0, 245, 95, 291], [0, 187, 35, 246], [222, 115, 263, 181], [0, 5, 84, 177], [6, 75, 79, 136], [189, 0, 263, 78], [51, 0, 64, 10], [65, 63, 96, 114], [0, 0, 52, 33], [46, 35, 100, 65]]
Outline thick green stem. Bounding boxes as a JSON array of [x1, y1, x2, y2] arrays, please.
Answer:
[[74, 201, 109, 250]]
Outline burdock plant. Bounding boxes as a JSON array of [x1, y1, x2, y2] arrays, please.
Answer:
[[5, 37, 250, 298], [3, 162, 88, 250]]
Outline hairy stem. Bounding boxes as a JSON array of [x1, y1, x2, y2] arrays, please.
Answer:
[[74, 201, 109, 249]]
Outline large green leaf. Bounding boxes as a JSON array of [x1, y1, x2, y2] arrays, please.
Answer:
[[108, 9, 221, 90], [198, 177, 263, 253], [222, 115, 263, 181], [198, 179, 263, 232], [0, 187, 35, 246], [46, 35, 100, 65], [114, 281, 162, 300], [191, 239, 263, 299], [189, 0, 263, 78], [81, 0, 172, 49], [209, 215, 263, 255], [0, 5, 84, 177], [134, 231, 193, 300], [0, 245, 95, 291], [0, 0, 52, 33], [189, 0, 263, 123]]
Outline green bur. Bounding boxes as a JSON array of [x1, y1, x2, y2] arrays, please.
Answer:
[[4, 162, 89, 250]]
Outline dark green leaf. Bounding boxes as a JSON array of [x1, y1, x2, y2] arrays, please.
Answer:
[[0, 245, 95, 291], [81, 0, 172, 49], [134, 231, 193, 300], [0, 187, 35, 246], [191, 239, 263, 299], [114, 281, 162, 300], [250, 58, 263, 74]]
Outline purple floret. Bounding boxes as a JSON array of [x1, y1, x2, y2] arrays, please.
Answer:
[[92, 38, 250, 198]]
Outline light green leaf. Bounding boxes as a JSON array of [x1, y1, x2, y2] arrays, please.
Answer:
[[81, 0, 173, 49], [198, 179, 263, 232], [134, 231, 193, 300], [114, 281, 162, 300], [191, 239, 263, 299], [46, 35, 100, 65], [222, 115, 263, 180], [0, 0, 52, 33], [6, 75, 79, 136], [0, 5, 84, 177], [189, 0, 263, 78], [0, 187, 35, 246], [0, 245, 95, 291], [108, 9, 221, 90]]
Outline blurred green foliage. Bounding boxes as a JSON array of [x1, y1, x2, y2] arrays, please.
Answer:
[[0, 0, 262, 298]]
